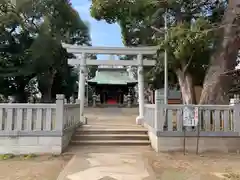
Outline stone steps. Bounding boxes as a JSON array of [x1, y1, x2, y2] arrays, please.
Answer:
[[71, 140, 150, 146], [71, 127, 150, 146], [72, 134, 149, 141], [75, 128, 147, 135]]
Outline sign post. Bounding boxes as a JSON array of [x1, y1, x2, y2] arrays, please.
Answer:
[[183, 106, 199, 155]]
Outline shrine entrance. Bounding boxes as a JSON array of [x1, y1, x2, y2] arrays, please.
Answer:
[[62, 43, 157, 124], [88, 66, 137, 107], [98, 85, 125, 105]]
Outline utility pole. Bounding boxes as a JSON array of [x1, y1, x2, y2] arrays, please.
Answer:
[[164, 11, 168, 104]]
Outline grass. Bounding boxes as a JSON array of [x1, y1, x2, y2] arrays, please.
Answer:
[[0, 153, 37, 160], [0, 154, 15, 160]]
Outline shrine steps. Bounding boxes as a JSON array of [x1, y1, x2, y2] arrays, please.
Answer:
[[71, 127, 150, 146]]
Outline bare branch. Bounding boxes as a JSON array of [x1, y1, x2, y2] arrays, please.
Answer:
[[183, 53, 194, 74], [151, 26, 164, 33]]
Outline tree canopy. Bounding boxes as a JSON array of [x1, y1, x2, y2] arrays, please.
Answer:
[[90, 0, 240, 104], [0, 0, 92, 102]]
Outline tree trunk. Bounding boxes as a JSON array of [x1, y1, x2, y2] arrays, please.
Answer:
[[200, 1, 240, 104], [177, 70, 196, 104], [38, 71, 56, 103], [15, 90, 27, 103], [41, 87, 52, 103]]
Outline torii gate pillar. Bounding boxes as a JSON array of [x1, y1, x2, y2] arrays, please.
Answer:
[[79, 53, 87, 123], [136, 54, 144, 125]]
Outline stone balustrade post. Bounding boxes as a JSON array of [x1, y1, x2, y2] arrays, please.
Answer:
[[127, 93, 131, 108], [233, 94, 240, 134], [92, 93, 97, 107], [56, 94, 65, 131], [70, 96, 75, 104], [75, 99, 80, 104], [8, 96, 15, 103], [154, 89, 164, 131]]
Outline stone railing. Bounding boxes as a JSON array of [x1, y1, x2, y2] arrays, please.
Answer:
[[144, 104, 155, 128], [64, 104, 80, 130], [143, 89, 240, 153], [144, 104, 234, 132], [0, 94, 81, 154], [0, 104, 56, 134]]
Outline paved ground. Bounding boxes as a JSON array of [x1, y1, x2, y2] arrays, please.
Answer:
[[58, 146, 240, 180], [2, 147, 240, 180], [58, 146, 153, 180], [84, 107, 141, 129]]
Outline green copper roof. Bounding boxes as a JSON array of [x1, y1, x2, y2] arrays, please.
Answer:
[[88, 70, 137, 85]]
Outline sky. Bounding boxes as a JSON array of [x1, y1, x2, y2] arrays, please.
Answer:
[[71, 0, 123, 48]]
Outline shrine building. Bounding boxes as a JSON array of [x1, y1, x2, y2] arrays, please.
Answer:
[[87, 65, 137, 106]]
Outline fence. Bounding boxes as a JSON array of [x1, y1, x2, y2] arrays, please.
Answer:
[[144, 104, 235, 132], [143, 90, 240, 153], [0, 94, 81, 154]]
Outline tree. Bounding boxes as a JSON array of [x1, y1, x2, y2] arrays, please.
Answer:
[[26, 0, 91, 102], [0, 0, 36, 102], [51, 65, 78, 101], [199, 0, 240, 104], [90, 0, 226, 104], [0, 0, 91, 102], [157, 19, 213, 104]]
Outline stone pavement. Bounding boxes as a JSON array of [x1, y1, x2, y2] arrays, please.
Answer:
[[57, 146, 158, 180], [57, 145, 231, 180], [83, 107, 142, 129], [57, 108, 157, 180]]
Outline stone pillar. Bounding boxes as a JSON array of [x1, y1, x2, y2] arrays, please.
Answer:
[[136, 54, 144, 125], [230, 94, 240, 105], [154, 89, 165, 131], [92, 92, 97, 107], [127, 66, 135, 79], [70, 96, 75, 104], [127, 88, 132, 108], [77, 56, 81, 99], [77, 66, 81, 99], [8, 96, 15, 103], [233, 95, 240, 134], [56, 94, 64, 131], [85, 69, 89, 107], [79, 53, 87, 123]]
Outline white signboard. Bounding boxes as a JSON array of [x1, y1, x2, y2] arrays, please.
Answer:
[[183, 107, 199, 127]]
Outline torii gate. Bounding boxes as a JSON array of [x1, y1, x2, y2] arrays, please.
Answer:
[[62, 43, 157, 125]]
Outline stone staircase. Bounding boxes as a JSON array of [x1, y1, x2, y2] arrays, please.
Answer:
[[71, 125, 150, 146]]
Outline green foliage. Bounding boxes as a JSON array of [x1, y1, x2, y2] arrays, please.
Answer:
[[0, 0, 91, 102], [0, 153, 37, 160], [21, 153, 37, 160], [91, 0, 159, 46], [158, 18, 213, 71], [90, 0, 226, 88], [0, 154, 15, 160]]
